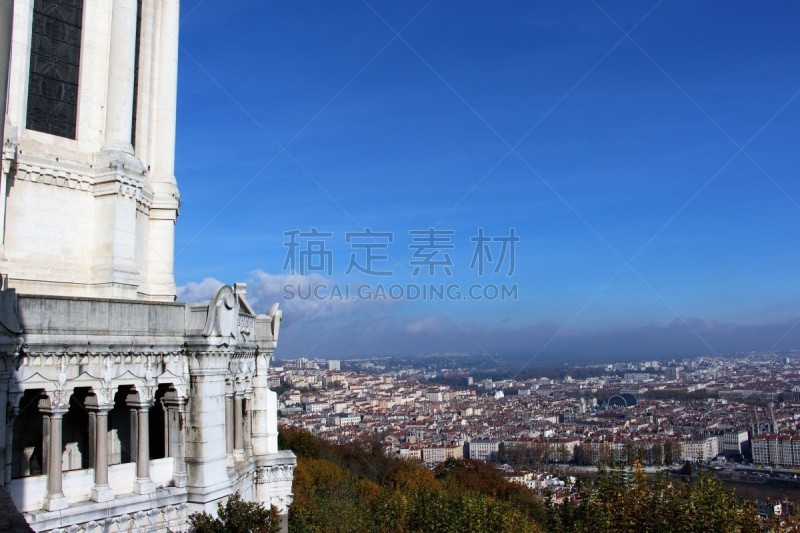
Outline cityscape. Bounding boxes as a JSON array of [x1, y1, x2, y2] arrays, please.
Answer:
[[277, 351, 800, 512]]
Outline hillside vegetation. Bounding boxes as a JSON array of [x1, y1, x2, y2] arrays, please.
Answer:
[[279, 427, 786, 532]]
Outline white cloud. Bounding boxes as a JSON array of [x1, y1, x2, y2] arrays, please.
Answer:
[[176, 277, 223, 303], [178, 270, 387, 323]]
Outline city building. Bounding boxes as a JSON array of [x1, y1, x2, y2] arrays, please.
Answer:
[[680, 437, 720, 462], [719, 430, 749, 456], [421, 444, 463, 465], [467, 439, 503, 462], [752, 435, 800, 467], [0, 1, 294, 531]]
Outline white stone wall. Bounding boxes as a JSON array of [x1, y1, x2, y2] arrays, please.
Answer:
[[8, 458, 174, 513]]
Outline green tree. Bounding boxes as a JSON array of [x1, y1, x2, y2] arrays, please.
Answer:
[[652, 442, 664, 466], [572, 444, 594, 465], [278, 425, 322, 458], [188, 492, 280, 533], [548, 462, 761, 533]]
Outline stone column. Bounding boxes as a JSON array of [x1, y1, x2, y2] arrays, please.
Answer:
[[0, 0, 13, 251], [0, 0, 12, 146], [87, 410, 96, 469], [151, 0, 179, 183], [0, 374, 8, 486], [184, 359, 232, 505], [93, 409, 114, 498], [243, 393, 253, 456], [86, 395, 114, 502], [233, 392, 244, 460], [102, 0, 139, 154], [92, 0, 144, 300], [3, 404, 15, 485], [128, 393, 155, 494], [132, 0, 155, 156], [250, 353, 280, 456], [225, 391, 234, 466], [41, 403, 69, 512], [162, 391, 187, 488], [145, 0, 181, 301]]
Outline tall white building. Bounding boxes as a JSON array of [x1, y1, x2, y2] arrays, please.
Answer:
[[719, 430, 749, 456], [467, 439, 502, 462], [752, 435, 800, 467], [679, 436, 719, 462], [0, 1, 295, 531]]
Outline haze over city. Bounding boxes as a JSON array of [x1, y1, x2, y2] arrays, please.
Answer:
[[174, 1, 800, 359]]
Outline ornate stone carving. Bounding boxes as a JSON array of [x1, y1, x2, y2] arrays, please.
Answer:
[[202, 285, 238, 339], [267, 303, 282, 343], [50, 360, 70, 409], [238, 313, 255, 339], [255, 464, 295, 485], [12, 161, 93, 192]]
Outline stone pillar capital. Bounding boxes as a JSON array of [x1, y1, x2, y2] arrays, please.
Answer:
[[126, 391, 155, 410], [84, 394, 113, 413], [38, 404, 68, 418], [162, 395, 186, 410]]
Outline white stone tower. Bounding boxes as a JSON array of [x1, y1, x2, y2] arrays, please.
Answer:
[[1, 0, 180, 301], [0, 1, 296, 531]]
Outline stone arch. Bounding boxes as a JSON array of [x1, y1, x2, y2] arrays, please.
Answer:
[[11, 389, 45, 478], [62, 387, 91, 471], [149, 384, 174, 460], [108, 385, 134, 465]]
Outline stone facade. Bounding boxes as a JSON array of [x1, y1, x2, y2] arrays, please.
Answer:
[[0, 1, 296, 531]]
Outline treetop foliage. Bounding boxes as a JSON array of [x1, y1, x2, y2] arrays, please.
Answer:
[[280, 428, 788, 532], [188, 492, 281, 533]]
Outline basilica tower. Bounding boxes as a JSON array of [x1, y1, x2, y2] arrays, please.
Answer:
[[1, 0, 181, 301]]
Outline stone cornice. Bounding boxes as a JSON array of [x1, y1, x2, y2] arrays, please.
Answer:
[[3, 145, 155, 214], [16, 351, 186, 367]]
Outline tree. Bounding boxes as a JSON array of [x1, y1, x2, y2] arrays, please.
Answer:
[[277, 425, 321, 458], [572, 444, 593, 465], [652, 441, 664, 466], [548, 463, 761, 533], [188, 492, 280, 533]]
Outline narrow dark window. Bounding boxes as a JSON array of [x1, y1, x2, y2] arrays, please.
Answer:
[[26, 0, 84, 139], [131, 0, 142, 148]]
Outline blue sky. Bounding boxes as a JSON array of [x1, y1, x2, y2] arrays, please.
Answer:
[[174, 1, 800, 360]]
